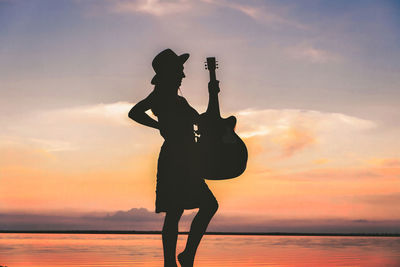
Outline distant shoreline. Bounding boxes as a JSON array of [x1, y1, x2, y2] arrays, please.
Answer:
[[1, 230, 399, 237]]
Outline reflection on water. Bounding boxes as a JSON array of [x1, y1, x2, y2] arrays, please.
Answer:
[[1, 234, 400, 266]]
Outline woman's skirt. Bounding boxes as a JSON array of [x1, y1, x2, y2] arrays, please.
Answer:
[[155, 141, 216, 213]]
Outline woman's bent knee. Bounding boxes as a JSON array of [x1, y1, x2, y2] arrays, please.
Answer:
[[211, 200, 218, 214], [201, 199, 218, 215]]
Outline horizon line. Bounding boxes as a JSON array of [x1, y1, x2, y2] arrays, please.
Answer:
[[1, 230, 399, 237]]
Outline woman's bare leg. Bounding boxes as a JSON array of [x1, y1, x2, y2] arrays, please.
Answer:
[[178, 199, 218, 267], [163, 209, 184, 267]]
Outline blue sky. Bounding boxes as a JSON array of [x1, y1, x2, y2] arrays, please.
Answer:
[[2, 0, 400, 116]]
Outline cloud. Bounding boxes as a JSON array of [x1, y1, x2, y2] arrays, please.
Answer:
[[237, 109, 375, 138], [202, 0, 307, 29], [2, 208, 400, 233], [286, 44, 341, 63], [49, 101, 134, 126], [202, 0, 259, 19], [236, 109, 375, 158], [372, 158, 400, 167], [27, 138, 77, 152], [96, 0, 307, 30], [276, 167, 397, 181], [0, 102, 142, 158], [109, 0, 191, 16], [272, 127, 315, 157], [103, 207, 162, 221], [313, 158, 329, 165], [358, 193, 400, 207]]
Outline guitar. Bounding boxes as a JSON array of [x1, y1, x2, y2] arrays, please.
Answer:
[[197, 57, 248, 180]]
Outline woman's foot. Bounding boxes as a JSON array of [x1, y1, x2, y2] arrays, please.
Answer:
[[177, 251, 194, 267]]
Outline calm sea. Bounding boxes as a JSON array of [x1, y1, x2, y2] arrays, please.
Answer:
[[1, 233, 400, 266]]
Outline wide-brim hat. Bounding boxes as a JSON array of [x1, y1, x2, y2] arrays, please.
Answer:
[[151, 48, 189, 85]]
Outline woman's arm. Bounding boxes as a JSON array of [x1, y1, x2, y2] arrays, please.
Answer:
[[128, 93, 159, 130]]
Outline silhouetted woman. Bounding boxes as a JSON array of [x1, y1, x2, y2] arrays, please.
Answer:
[[128, 49, 219, 267]]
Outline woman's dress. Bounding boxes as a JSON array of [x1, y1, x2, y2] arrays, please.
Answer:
[[154, 95, 216, 213]]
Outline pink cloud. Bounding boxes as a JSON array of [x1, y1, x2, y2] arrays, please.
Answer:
[[110, 0, 191, 16], [272, 127, 316, 157]]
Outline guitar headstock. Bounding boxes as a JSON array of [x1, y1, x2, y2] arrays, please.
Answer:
[[205, 57, 218, 70]]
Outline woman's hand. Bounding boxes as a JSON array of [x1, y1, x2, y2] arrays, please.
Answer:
[[208, 80, 220, 95]]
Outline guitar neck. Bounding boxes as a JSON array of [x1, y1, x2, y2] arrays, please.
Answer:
[[209, 69, 217, 83], [206, 68, 221, 118]]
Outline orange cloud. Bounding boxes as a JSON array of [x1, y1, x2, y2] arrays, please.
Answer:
[[368, 158, 400, 167], [272, 127, 316, 157], [235, 109, 375, 161], [313, 158, 330, 165], [242, 136, 265, 156], [382, 159, 400, 167]]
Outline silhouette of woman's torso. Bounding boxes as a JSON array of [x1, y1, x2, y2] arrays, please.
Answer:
[[153, 93, 198, 147]]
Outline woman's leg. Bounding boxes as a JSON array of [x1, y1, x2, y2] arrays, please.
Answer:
[[163, 208, 184, 267], [179, 197, 218, 267]]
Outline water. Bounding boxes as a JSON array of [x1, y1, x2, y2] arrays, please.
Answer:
[[1, 234, 400, 266]]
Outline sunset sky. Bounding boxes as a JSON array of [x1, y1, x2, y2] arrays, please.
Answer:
[[1, 0, 400, 232]]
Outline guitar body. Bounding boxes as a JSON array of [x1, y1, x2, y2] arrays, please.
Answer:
[[197, 57, 248, 180], [197, 114, 248, 180]]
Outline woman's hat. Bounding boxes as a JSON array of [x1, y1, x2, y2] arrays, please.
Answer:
[[151, 49, 189, 85]]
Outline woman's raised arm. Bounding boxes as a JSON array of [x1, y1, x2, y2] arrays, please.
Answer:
[[128, 92, 159, 130]]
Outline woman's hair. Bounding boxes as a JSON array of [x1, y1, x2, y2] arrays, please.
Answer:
[[150, 85, 166, 116]]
